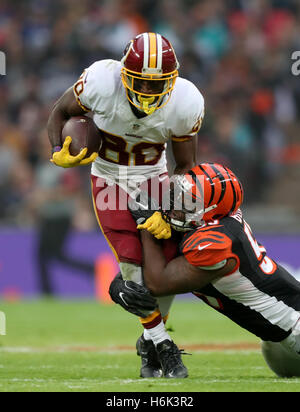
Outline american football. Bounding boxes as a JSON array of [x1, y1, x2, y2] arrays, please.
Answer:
[[61, 116, 102, 157]]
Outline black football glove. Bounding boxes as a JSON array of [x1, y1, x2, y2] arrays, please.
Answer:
[[109, 272, 157, 317]]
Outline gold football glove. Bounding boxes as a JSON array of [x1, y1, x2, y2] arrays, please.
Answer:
[[51, 136, 98, 168], [137, 211, 171, 239]]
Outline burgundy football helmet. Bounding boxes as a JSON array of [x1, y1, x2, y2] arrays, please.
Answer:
[[121, 32, 179, 115]]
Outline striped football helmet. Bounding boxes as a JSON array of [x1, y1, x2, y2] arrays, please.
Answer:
[[121, 32, 179, 115], [162, 163, 244, 231]]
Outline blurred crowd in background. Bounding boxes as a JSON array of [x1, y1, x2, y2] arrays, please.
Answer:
[[0, 0, 300, 229]]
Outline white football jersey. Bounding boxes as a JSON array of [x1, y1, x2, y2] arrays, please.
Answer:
[[73, 59, 204, 187]]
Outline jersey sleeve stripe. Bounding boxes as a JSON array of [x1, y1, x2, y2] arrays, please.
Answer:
[[194, 225, 223, 231], [182, 232, 226, 250], [73, 90, 91, 112], [198, 232, 225, 239], [76, 98, 90, 112], [181, 226, 235, 268], [182, 230, 225, 247], [197, 237, 225, 244], [183, 237, 224, 251], [183, 230, 225, 243]]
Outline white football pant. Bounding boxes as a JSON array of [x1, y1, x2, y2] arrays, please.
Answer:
[[262, 318, 300, 377]]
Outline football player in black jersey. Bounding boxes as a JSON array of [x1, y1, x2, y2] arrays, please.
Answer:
[[110, 162, 300, 378]]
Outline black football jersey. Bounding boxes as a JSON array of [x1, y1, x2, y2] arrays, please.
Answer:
[[180, 210, 300, 342]]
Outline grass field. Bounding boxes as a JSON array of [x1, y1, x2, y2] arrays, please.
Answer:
[[0, 298, 299, 392]]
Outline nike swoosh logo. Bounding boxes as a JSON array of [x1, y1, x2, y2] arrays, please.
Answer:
[[131, 200, 158, 214], [158, 175, 168, 183], [134, 201, 148, 210], [119, 292, 128, 306], [124, 281, 137, 291], [198, 243, 212, 251]]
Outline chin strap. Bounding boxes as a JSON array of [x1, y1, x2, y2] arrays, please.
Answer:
[[169, 218, 194, 232], [137, 95, 156, 115], [163, 204, 219, 233]]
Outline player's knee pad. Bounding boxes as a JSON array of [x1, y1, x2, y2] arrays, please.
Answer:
[[261, 340, 300, 377], [119, 262, 143, 285]]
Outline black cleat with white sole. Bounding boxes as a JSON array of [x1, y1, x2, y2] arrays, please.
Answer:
[[136, 335, 163, 378], [156, 339, 189, 378]]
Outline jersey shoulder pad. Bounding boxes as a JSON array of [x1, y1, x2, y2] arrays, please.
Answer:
[[73, 59, 120, 111], [170, 78, 205, 138], [181, 226, 233, 268]]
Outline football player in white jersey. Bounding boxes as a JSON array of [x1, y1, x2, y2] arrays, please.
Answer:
[[110, 163, 300, 378], [47, 32, 205, 378]]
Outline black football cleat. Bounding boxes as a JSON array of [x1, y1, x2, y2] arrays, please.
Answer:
[[136, 335, 163, 378], [156, 339, 189, 378]]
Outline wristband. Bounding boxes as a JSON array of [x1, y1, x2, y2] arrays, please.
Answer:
[[52, 145, 62, 154]]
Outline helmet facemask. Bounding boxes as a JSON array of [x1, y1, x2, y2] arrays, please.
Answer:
[[121, 68, 178, 115], [161, 175, 217, 232]]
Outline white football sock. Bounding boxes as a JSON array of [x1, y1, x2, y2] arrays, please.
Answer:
[[143, 329, 152, 341], [144, 320, 172, 346]]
